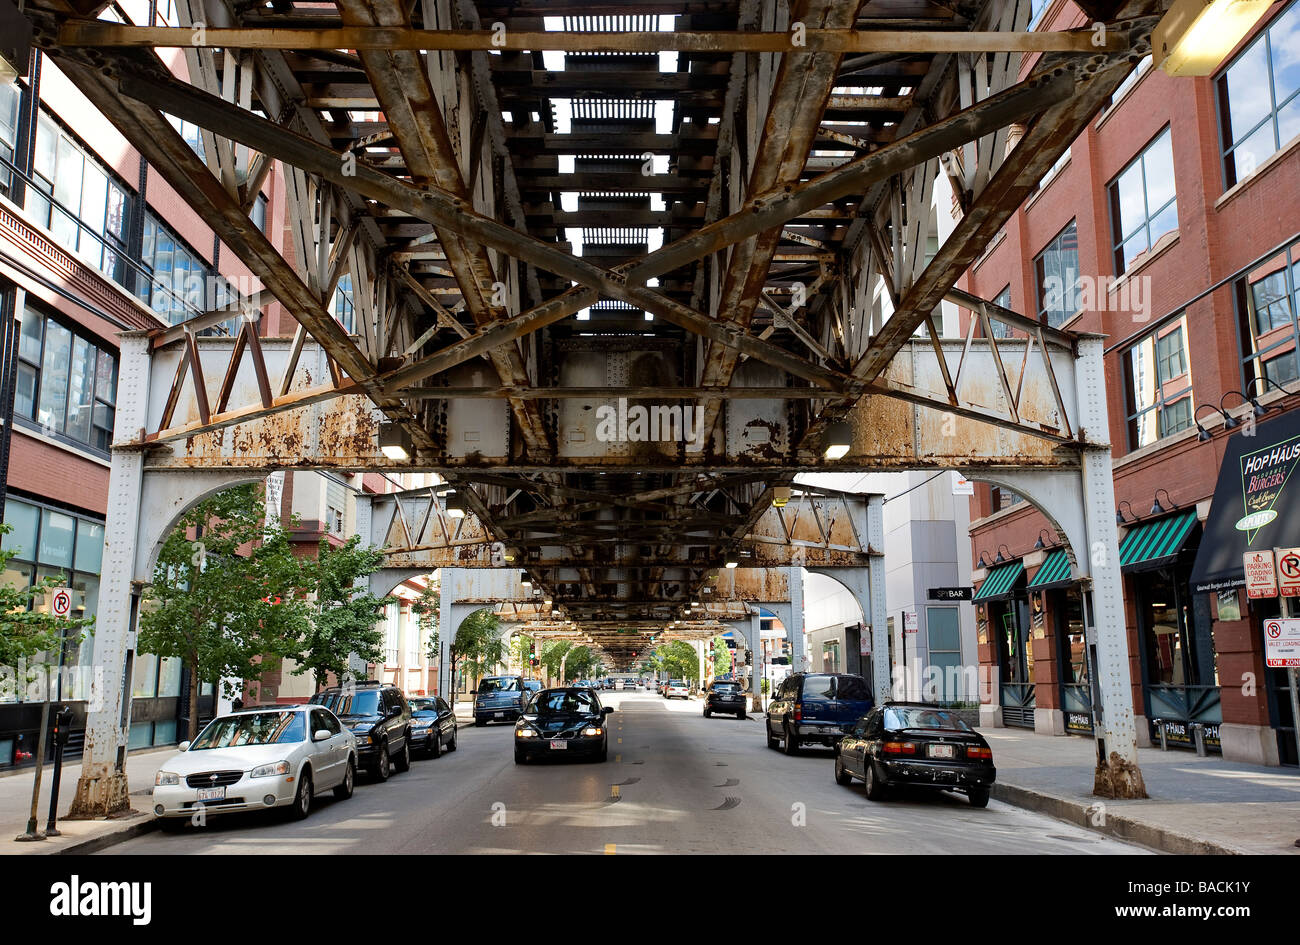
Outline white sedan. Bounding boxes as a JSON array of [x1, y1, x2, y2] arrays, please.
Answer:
[[152, 705, 357, 828]]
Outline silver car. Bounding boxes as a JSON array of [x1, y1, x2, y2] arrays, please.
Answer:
[[152, 705, 357, 828]]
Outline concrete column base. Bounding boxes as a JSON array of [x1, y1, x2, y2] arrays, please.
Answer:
[[1034, 707, 1065, 736], [1219, 722, 1281, 767], [979, 704, 1003, 728], [66, 764, 131, 820], [1134, 715, 1151, 748]]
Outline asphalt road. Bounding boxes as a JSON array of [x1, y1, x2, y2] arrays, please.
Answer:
[[104, 690, 1147, 855]]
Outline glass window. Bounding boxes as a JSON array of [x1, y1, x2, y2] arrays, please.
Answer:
[[251, 193, 268, 232], [2, 501, 38, 558], [14, 303, 118, 455], [0, 81, 19, 197], [333, 273, 356, 333], [136, 214, 209, 325], [1034, 221, 1081, 327], [38, 509, 75, 568], [1109, 127, 1178, 274], [1218, 1, 1300, 187], [800, 674, 835, 700], [75, 520, 104, 574], [989, 285, 1014, 339], [1237, 242, 1300, 390], [1124, 316, 1194, 449], [25, 112, 132, 283]]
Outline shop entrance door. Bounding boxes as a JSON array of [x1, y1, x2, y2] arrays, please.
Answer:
[[996, 598, 1035, 727]]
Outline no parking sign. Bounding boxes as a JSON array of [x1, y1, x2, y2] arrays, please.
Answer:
[[1264, 618, 1300, 668], [49, 587, 72, 618]]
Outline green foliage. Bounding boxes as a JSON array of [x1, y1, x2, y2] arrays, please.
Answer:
[[540, 639, 570, 678], [651, 640, 698, 683], [711, 636, 732, 676], [291, 535, 394, 692], [563, 645, 598, 680], [455, 608, 504, 686], [0, 523, 93, 675], [140, 485, 308, 736]]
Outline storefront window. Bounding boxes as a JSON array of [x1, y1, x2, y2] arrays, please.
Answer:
[[1141, 574, 1193, 685], [0, 498, 103, 705]]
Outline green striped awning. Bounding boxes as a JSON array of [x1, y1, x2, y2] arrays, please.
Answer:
[[1119, 510, 1198, 572], [973, 561, 1024, 602], [1027, 548, 1074, 589]]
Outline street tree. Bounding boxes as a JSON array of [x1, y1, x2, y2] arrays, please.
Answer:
[[139, 485, 309, 738], [452, 608, 504, 694], [0, 523, 94, 691], [711, 636, 732, 676], [411, 581, 439, 659], [540, 639, 570, 680], [291, 535, 395, 692], [652, 640, 699, 684]]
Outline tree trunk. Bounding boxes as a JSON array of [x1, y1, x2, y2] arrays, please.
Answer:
[[187, 657, 201, 740]]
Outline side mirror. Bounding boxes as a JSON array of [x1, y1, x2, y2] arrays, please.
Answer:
[[178, 741, 191, 752], [470, 689, 478, 695], [390, 705, 403, 717], [603, 707, 614, 715], [313, 729, 332, 742]]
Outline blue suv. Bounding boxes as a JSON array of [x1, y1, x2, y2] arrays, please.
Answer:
[[473, 675, 529, 725]]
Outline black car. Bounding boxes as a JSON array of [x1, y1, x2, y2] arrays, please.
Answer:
[[407, 696, 458, 758], [473, 674, 529, 725], [835, 703, 996, 807], [703, 681, 747, 719], [514, 687, 614, 764], [310, 682, 412, 780], [765, 672, 873, 753]]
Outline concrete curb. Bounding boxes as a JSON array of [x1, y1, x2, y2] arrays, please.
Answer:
[[54, 814, 160, 855], [991, 781, 1247, 855]]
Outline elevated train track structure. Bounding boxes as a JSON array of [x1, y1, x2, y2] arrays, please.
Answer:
[[18, 0, 1161, 813]]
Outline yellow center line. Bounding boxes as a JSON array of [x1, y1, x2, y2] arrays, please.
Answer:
[[617, 737, 622, 744], [604, 843, 616, 855], [615, 753, 622, 763], [611, 784, 621, 799]]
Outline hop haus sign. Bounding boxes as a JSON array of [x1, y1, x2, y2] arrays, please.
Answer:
[[1191, 411, 1300, 593]]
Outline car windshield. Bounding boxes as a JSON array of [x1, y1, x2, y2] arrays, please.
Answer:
[[884, 707, 973, 732], [835, 675, 871, 700], [479, 678, 519, 693], [190, 711, 305, 749], [314, 690, 381, 716], [529, 690, 598, 715]]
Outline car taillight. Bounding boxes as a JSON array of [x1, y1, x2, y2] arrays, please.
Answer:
[[966, 746, 992, 760], [882, 741, 916, 755], [794, 705, 802, 721]]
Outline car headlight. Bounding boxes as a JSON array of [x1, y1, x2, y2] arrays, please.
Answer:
[[250, 761, 291, 779], [516, 727, 539, 738], [581, 726, 603, 736], [155, 771, 180, 786]]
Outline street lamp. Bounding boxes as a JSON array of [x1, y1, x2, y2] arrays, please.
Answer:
[[1194, 403, 1232, 442], [823, 419, 852, 460], [1033, 528, 1056, 550], [1116, 500, 1138, 525], [1151, 488, 1177, 516], [378, 422, 413, 461], [993, 544, 1011, 564], [1154, 0, 1274, 77]]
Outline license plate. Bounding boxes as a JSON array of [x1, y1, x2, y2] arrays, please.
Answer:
[[196, 786, 226, 801], [929, 744, 955, 759], [549, 739, 568, 750], [494, 711, 505, 718]]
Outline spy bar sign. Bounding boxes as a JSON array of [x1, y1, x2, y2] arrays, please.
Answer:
[[1243, 551, 1277, 599], [1263, 618, 1300, 668]]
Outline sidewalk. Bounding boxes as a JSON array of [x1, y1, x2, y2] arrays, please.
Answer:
[[983, 728, 1300, 854], [0, 747, 171, 855]]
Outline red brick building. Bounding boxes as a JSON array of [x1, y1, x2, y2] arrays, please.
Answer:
[[961, 0, 1300, 766]]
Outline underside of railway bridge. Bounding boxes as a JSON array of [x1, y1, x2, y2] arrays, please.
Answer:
[[16, 0, 1165, 816]]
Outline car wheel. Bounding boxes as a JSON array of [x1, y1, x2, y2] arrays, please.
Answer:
[[783, 722, 799, 755], [834, 752, 853, 786], [429, 730, 442, 759], [703, 708, 711, 718], [158, 817, 185, 833], [597, 744, 608, 763], [291, 769, 313, 820], [864, 760, 886, 801], [474, 718, 487, 727], [395, 736, 411, 773], [766, 722, 780, 750], [446, 726, 458, 751], [371, 742, 391, 781], [333, 758, 355, 800], [514, 749, 527, 765], [968, 785, 991, 809], [738, 709, 747, 720]]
